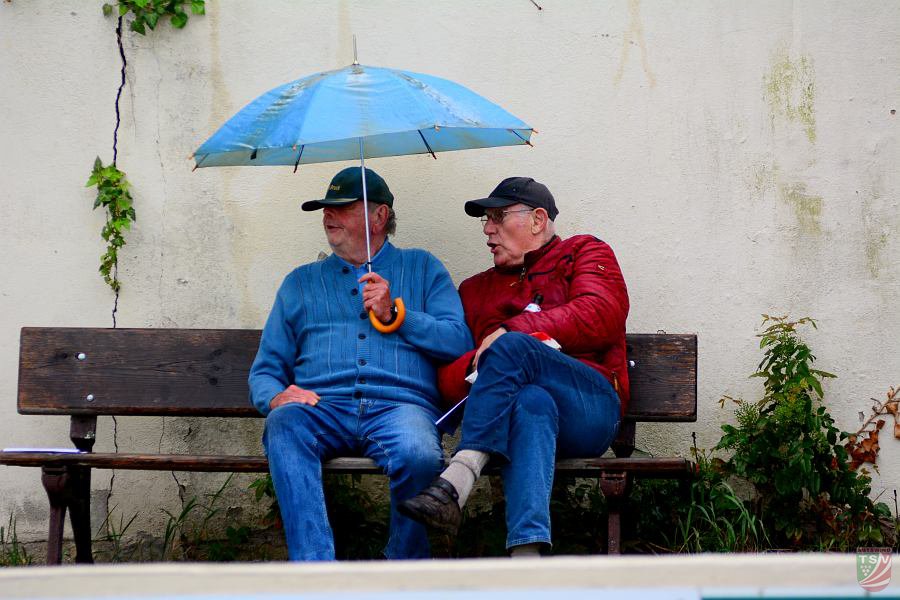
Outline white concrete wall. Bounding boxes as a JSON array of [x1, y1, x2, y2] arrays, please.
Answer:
[[1, 0, 898, 545]]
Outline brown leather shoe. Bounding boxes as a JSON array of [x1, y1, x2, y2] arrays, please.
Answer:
[[398, 477, 462, 535]]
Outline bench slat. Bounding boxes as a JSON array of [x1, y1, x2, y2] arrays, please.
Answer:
[[19, 328, 696, 422], [0, 452, 694, 478], [625, 334, 697, 422], [19, 328, 261, 417]]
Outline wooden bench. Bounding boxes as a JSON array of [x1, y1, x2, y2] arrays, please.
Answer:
[[1, 327, 697, 564]]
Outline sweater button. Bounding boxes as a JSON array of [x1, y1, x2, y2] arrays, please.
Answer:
[[351, 288, 358, 296], [353, 391, 363, 399], [358, 359, 367, 366], [359, 311, 367, 319], [342, 267, 350, 274], [358, 377, 366, 384], [358, 333, 366, 340]]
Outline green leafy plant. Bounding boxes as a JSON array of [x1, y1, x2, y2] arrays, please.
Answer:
[[103, 0, 205, 34], [0, 514, 32, 566], [161, 474, 235, 560], [669, 445, 769, 553], [93, 504, 140, 562], [249, 473, 282, 529], [715, 315, 887, 549], [86, 157, 136, 293]]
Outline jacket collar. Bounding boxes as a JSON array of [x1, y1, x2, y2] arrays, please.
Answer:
[[493, 235, 560, 275]]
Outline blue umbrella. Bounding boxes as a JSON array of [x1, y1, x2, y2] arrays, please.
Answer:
[[194, 55, 533, 331], [193, 65, 533, 168]]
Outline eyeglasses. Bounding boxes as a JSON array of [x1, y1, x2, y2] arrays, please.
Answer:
[[480, 208, 534, 225]]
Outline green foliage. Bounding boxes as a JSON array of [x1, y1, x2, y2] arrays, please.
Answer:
[[668, 447, 769, 553], [0, 514, 32, 566], [102, 0, 205, 34], [161, 474, 238, 561], [249, 472, 281, 529], [715, 315, 886, 549], [93, 504, 140, 562], [86, 157, 136, 293]]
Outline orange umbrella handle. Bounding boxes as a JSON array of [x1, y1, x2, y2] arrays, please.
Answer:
[[369, 298, 406, 333]]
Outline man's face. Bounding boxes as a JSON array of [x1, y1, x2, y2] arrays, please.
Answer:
[[322, 200, 368, 256], [482, 203, 538, 268]]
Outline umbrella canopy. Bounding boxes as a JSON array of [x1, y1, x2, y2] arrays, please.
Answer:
[[193, 63, 533, 169]]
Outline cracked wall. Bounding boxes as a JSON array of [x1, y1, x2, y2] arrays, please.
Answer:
[[1, 0, 899, 549]]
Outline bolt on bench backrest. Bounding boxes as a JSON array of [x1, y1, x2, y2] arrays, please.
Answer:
[[18, 328, 697, 452]]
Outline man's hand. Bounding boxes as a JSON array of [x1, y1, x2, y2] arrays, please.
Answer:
[[269, 384, 320, 410], [359, 272, 393, 323], [473, 327, 508, 369]]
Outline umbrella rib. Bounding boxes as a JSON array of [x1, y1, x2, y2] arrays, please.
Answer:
[[417, 130, 437, 160], [509, 129, 533, 147], [292, 145, 305, 173]]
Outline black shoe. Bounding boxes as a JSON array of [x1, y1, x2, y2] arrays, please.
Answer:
[[398, 477, 462, 535]]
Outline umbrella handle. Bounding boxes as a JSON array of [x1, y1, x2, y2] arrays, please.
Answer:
[[369, 298, 406, 333]]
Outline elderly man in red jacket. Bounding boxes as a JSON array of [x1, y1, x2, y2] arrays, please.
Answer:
[[399, 177, 629, 557]]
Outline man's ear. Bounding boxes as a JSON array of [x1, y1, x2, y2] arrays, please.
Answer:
[[531, 208, 549, 235], [372, 204, 389, 232]]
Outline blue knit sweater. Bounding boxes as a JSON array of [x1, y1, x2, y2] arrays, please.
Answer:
[[249, 242, 473, 416]]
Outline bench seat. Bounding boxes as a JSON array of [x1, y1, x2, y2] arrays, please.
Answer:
[[1, 327, 697, 563], [0, 452, 695, 477]]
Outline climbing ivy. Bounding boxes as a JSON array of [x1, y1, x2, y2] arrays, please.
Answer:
[[103, 0, 205, 35], [86, 158, 136, 293]]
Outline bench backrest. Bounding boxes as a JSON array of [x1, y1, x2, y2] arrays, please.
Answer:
[[18, 328, 696, 423]]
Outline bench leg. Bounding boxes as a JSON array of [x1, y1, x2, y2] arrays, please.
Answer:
[[599, 472, 629, 555], [68, 466, 94, 564], [41, 466, 69, 565]]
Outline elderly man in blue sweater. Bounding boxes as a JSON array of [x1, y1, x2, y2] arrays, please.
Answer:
[[249, 167, 472, 561]]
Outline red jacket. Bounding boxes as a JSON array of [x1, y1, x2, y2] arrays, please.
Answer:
[[437, 235, 630, 414]]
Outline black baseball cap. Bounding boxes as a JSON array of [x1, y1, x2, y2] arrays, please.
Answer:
[[301, 167, 394, 211], [465, 177, 558, 221]]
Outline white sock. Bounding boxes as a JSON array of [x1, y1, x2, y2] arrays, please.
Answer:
[[440, 449, 489, 508], [510, 542, 543, 558]]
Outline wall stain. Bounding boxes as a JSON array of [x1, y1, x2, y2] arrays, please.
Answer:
[[613, 0, 656, 87], [861, 188, 888, 279], [864, 233, 888, 279], [764, 50, 816, 143], [748, 161, 777, 202], [779, 182, 822, 235]]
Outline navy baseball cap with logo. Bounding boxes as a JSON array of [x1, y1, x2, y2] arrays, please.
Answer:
[[464, 177, 558, 221], [301, 167, 394, 211]]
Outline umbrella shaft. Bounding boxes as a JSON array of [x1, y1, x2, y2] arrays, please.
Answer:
[[359, 138, 373, 273]]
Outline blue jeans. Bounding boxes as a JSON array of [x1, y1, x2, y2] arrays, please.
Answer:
[[459, 332, 621, 549], [263, 398, 443, 560]]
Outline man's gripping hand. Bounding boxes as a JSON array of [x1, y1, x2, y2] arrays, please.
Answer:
[[359, 272, 393, 323], [269, 385, 320, 410]]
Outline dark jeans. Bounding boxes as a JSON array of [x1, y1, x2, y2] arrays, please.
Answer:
[[264, 398, 442, 560], [459, 332, 620, 548]]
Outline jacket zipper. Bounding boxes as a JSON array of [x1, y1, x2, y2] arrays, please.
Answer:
[[510, 265, 526, 286], [526, 254, 574, 281]]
